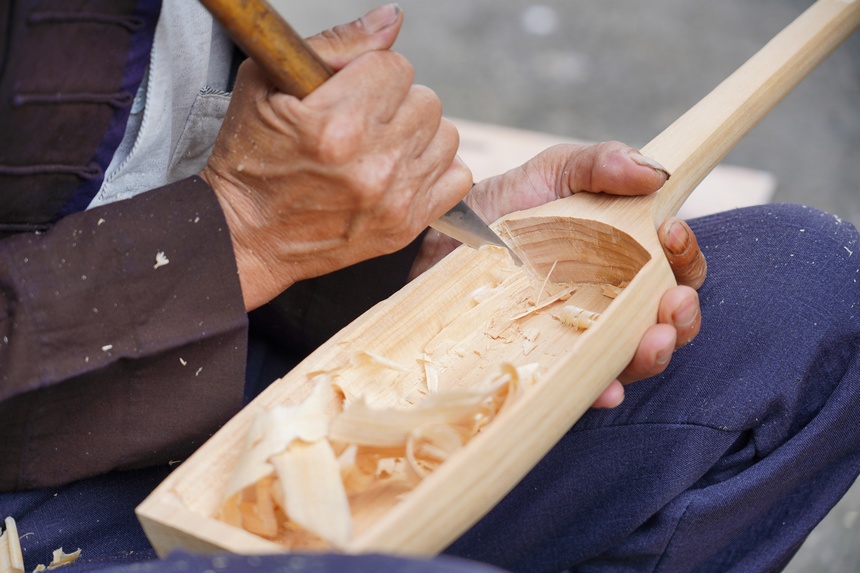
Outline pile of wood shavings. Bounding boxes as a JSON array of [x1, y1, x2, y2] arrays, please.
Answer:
[[218, 363, 538, 548]]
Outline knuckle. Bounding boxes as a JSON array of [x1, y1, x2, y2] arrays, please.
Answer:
[[377, 189, 414, 230], [588, 141, 615, 165], [373, 50, 415, 83], [411, 85, 443, 116], [598, 140, 627, 155], [439, 117, 459, 138], [437, 118, 462, 155], [235, 58, 255, 78], [313, 116, 363, 165], [350, 157, 399, 207]]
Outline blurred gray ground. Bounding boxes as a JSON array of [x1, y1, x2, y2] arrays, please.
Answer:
[[276, 1, 859, 570]]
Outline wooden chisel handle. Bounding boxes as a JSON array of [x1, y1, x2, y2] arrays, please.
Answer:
[[199, 0, 332, 98]]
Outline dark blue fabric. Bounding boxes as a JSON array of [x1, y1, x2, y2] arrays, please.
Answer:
[[1, 204, 858, 573], [99, 550, 506, 573]]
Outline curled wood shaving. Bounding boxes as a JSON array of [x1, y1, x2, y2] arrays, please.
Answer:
[[555, 305, 600, 330], [405, 424, 468, 478], [219, 362, 537, 549]]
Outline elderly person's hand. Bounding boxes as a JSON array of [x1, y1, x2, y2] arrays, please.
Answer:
[[413, 142, 707, 408], [201, 4, 472, 311]]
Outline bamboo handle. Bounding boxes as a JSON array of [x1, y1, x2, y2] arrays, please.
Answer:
[[199, 0, 332, 98], [646, 0, 860, 224]]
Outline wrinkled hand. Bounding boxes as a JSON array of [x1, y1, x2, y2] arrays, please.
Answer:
[[414, 142, 707, 408], [201, 4, 472, 311]]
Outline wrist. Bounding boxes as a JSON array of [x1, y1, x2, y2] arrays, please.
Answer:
[[200, 165, 295, 311]]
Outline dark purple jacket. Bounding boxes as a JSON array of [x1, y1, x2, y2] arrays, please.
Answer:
[[0, 0, 421, 491], [0, 0, 250, 490]]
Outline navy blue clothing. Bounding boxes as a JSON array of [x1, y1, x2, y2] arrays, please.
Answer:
[[102, 551, 508, 573], [2, 203, 858, 573]]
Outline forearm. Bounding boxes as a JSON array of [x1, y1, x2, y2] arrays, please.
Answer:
[[0, 177, 248, 490]]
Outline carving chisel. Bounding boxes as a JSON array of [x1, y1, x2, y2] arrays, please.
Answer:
[[199, 0, 521, 264]]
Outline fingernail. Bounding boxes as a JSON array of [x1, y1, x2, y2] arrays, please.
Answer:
[[664, 219, 691, 256], [361, 3, 401, 33], [674, 297, 699, 329], [656, 348, 672, 366], [628, 149, 669, 178]]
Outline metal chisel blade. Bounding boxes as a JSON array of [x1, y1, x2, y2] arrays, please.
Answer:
[[431, 201, 522, 265]]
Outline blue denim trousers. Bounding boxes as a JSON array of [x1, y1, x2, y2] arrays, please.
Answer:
[[2, 204, 858, 573]]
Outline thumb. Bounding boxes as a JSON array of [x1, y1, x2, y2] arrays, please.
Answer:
[[305, 4, 404, 71]]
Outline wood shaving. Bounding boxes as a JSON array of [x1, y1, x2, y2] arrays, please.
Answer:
[[44, 549, 81, 570], [601, 282, 628, 299], [271, 439, 351, 547], [224, 376, 334, 497], [510, 285, 578, 321], [1, 517, 23, 573], [218, 362, 537, 549], [417, 355, 439, 393], [555, 305, 600, 330], [153, 251, 169, 269]]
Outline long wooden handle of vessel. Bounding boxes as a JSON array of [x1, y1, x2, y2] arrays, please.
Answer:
[[502, 0, 860, 282], [136, 0, 860, 558]]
